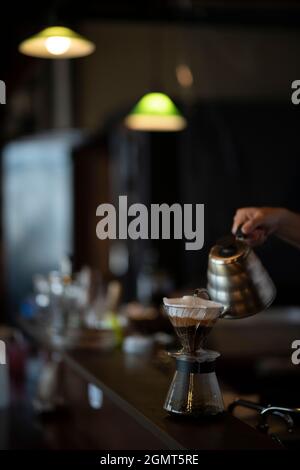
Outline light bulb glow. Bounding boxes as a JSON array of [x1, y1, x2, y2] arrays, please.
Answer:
[[176, 64, 194, 88], [19, 26, 95, 59], [125, 92, 187, 132], [45, 36, 71, 55]]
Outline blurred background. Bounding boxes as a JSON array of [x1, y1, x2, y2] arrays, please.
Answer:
[[2, 1, 300, 317], [0, 0, 300, 450]]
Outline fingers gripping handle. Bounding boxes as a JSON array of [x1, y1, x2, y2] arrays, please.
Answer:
[[235, 224, 247, 241]]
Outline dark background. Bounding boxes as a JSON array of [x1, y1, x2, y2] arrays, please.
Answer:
[[97, 100, 300, 303]]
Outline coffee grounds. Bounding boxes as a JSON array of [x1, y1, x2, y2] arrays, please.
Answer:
[[169, 317, 216, 353]]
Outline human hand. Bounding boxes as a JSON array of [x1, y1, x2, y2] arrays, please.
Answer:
[[232, 207, 286, 246]]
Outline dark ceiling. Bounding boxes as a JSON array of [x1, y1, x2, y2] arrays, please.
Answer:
[[2, 0, 300, 88], [5, 1, 300, 25]]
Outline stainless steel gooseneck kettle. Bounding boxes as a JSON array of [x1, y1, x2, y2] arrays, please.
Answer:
[[207, 226, 276, 319]]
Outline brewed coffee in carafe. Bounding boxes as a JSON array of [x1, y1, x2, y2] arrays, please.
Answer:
[[163, 292, 226, 416]]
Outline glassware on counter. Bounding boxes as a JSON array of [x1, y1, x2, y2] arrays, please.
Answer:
[[29, 261, 125, 350]]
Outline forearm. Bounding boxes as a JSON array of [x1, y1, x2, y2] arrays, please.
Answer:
[[276, 208, 300, 249]]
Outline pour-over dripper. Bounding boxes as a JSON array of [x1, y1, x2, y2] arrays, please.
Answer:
[[163, 295, 225, 355]]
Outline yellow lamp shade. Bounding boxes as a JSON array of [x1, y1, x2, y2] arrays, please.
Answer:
[[19, 26, 95, 59], [125, 92, 187, 132]]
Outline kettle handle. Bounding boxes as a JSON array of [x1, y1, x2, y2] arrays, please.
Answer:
[[235, 224, 247, 241], [235, 223, 268, 243]]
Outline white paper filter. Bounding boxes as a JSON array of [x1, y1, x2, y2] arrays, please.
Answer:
[[163, 295, 225, 323]]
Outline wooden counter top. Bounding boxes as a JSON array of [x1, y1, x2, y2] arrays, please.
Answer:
[[20, 319, 281, 450], [63, 349, 280, 450]]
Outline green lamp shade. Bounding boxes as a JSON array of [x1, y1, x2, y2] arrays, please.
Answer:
[[125, 92, 187, 131], [19, 26, 95, 59]]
